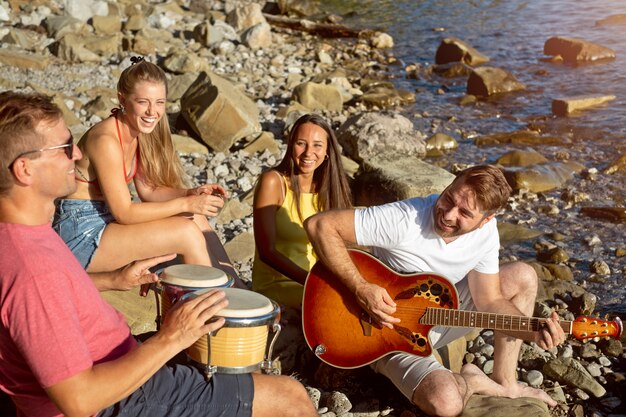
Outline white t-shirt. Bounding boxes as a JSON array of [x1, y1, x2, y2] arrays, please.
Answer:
[[354, 194, 500, 284]]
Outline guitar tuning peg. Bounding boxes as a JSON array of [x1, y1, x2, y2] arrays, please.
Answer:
[[583, 338, 588, 343], [605, 337, 610, 341], [593, 337, 600, 342], [604, 313, 609, 319]]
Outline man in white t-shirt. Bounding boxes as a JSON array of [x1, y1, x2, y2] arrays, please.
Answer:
[[305, 165, 565, 416]]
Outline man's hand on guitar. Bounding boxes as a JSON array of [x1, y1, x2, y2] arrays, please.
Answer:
[[355, 281, 400, 329], [534, 311, 566, 349]]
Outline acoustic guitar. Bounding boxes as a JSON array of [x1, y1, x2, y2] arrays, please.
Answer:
[[302, 249, 623, 369]]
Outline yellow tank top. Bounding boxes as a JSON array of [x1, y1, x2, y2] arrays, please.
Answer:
[[252, 174, 318, 307]]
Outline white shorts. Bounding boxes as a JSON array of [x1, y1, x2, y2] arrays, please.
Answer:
[[372, 277, 475, 401]]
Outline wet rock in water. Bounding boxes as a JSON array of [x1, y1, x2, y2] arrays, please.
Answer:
[[474, 130, 565, 146], [502, 161, 585, 193], [496, 149, 548, 167], [580, 206, 626, 223], [466, 66, 526, 97], [425, 132, 458, 156], [543, 357, 607, 397], [596, 13, 626, 26], [552, 94, 616, 116], [543, 36, 616, 63], [371, 32, 394, 49], [432, 62, 473, 78], [435, 37, 490, 66]]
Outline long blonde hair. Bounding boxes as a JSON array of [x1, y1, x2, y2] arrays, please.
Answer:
[[117, 58, 184, 188]]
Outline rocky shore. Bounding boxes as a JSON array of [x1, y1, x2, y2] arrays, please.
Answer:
[[0, 1, 624, 416]]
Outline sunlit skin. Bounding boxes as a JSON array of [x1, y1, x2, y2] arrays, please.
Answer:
[[433, 181, 494, 243], [32, 118, 82, 206], [291, 123, 328, 184], [118, 81, 166, 138]]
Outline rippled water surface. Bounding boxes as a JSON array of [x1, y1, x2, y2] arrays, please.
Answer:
[[323, 1, 626, 313]]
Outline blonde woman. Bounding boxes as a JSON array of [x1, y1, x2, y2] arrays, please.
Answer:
[[53, 57, 239, 283]]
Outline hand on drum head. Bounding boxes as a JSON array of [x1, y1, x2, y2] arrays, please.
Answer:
[[112, 253, 177, 294], [160, 289, 229, 350]]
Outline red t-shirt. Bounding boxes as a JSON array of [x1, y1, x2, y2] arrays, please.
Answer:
[[0, 223, 137, 417]]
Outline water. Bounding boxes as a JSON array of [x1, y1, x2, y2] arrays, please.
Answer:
[[322, 0, 626, 314]]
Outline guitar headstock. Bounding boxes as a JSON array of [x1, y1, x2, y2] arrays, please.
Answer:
[[571, 315, 623, 342]]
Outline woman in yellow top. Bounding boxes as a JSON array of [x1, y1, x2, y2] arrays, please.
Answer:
[[252, 114, 352, 309]]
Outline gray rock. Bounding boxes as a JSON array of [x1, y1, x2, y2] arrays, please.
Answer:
[[543, 357, 607, 397], [337, 112, 426, 163], [325, 391, 352, 415]]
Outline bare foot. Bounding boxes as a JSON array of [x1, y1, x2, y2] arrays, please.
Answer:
[[460, 364, 506, 397], [461, 364, 557, 407], [497, 381, 557, 407]]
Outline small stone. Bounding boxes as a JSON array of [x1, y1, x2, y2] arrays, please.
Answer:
[[523, 370, 544, 387]]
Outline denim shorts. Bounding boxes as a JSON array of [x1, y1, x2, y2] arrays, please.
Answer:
[[97, 365, 253, 417], [53, 199, 115, 269]]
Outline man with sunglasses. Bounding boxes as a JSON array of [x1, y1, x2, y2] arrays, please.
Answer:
[[0, 91, 317, 417]]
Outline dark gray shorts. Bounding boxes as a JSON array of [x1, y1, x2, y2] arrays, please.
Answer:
[[98, 365, 253, 417]]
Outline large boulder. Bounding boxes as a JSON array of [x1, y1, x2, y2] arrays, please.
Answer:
[[353, 157, 453, 206], [435, 37, 490, 66], [181, 71, 261, 152], [543, 36, 615, 63], [226, 2, 266, 32], [291, 81, 343, 112], [336, 112, 426, 162], [467, 66, 526, 97]]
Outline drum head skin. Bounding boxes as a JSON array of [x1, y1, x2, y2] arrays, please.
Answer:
[[161, 264, 229, 288], [191, 288, 274, 318]]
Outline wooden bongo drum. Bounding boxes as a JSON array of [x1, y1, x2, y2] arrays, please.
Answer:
[[185, 288, 281, 376]]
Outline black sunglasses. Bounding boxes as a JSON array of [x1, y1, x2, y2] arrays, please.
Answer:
[[9, 136, 74, 169]]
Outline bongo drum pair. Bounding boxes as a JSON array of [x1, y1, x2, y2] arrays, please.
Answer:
[[154, 264, 281, 377]]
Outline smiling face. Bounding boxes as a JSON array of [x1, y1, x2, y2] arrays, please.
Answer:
[[433, 180, 494, 242], [33, 117, 81, 200], [291, 122, 329, 176], [119, 80, 166, 136]]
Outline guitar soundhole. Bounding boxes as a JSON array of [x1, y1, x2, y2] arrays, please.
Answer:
[[430, 283, 443, 296]]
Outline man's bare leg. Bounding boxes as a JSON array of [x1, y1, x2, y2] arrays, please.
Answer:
[[251, 374, 317, 417], [491, 261, 556, 406]]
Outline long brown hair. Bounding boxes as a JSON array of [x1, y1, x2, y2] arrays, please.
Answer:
[[274, 114, 352, 221], [117, 58, 184, 188]]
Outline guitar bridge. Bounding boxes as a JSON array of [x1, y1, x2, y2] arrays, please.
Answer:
[[360, 311, 373, 336]]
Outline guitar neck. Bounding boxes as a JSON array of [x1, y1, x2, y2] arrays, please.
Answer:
[[420, 308, 572, 334]]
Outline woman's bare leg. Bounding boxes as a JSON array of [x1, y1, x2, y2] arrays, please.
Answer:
[[87, 216, 211, 272], [191, 214, 245, 287]]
